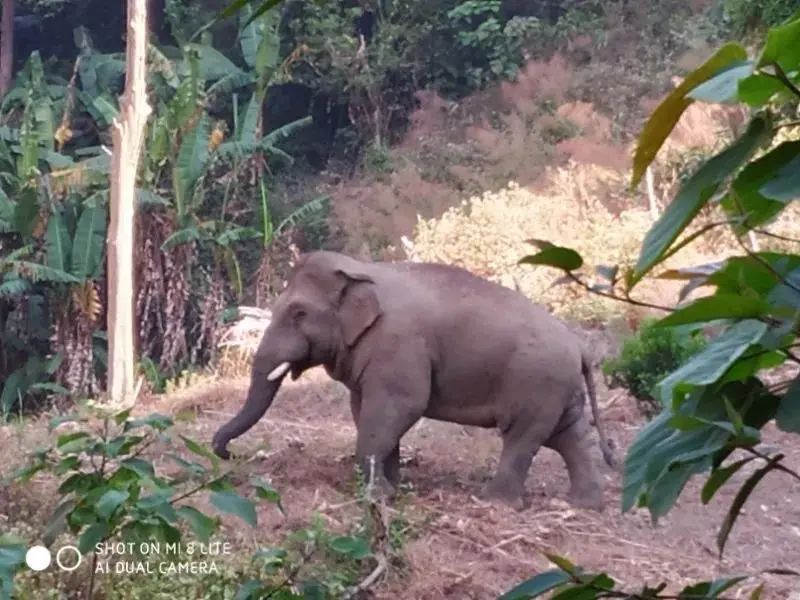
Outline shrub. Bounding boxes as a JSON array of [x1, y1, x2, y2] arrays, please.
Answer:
[[722, 0, 800, 33], [505, 12, 800, 597], [602, 319, 707, 417]]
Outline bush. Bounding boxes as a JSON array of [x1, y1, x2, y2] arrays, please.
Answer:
[[722, 0, 800, 33], [602, 320, 707, 417]]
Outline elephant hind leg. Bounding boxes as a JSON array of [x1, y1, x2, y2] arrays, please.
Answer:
[[545, 409, 605, 510], [482, 417, 554, 510]]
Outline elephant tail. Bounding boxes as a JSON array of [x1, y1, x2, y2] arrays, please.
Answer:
[[582, 352, 617, 470]]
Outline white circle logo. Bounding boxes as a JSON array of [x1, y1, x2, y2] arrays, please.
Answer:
[[25, 546, 52, 571], [55, 545, 82, 572]]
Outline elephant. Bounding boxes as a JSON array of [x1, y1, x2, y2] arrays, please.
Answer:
[[212, 250, 616, 510]]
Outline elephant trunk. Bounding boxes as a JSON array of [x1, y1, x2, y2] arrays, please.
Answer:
[[211, 366, 284, 459]]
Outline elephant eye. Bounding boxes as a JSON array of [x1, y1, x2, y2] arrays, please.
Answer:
[[292, 307, 307, 321]]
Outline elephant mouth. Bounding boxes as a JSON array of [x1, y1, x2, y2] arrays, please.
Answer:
[[266, 356, 313, 382]]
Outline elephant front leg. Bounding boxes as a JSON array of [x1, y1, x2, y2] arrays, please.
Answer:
[[354, 350, 429, 501], [349, 392, 401, 491]]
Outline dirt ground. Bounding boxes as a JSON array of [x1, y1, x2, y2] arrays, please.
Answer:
[[132, 364, 800, 600]]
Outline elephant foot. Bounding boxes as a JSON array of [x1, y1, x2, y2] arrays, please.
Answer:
[[480, 480, 526, 511], [567, 484, 604, 511], [363, 474, 397, 503]]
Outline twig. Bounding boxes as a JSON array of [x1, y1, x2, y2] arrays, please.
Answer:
[[566, 272, 674, 312], [733, 231, 800, 296], [487, 533, 524, 552], [753, 229, 800, 244], [745, 447, 800, 484], [763, 63, 800, 100], [775, 119, 800, 130], [344, 554, 388, 598]]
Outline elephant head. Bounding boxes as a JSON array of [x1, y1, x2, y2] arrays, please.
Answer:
[[212, 252, 382, 458]]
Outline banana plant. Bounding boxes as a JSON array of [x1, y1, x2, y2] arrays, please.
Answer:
[[0, 49, 111, 417]]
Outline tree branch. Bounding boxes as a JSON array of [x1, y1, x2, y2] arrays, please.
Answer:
[[565, 272, 675, 313], [745, 447, 800, 484]]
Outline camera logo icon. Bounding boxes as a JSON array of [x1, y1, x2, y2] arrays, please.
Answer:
[[25, 545, 82, 572]]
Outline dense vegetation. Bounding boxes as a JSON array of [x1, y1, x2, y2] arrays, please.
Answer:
[[512, 10, 800, 596], [0, 0, 631, 415]]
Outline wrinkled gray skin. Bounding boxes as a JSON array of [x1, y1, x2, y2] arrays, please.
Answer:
[[212, 251, 616, 510]]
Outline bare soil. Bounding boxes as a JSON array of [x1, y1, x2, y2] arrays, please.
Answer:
[[134, 367, 800, 599]]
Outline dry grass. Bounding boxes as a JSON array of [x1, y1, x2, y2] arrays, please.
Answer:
[[409, 158, 800, 323]]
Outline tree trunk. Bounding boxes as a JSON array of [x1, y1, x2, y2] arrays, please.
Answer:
[[107, 0, 151, 406], [0, 0, 14, 98]]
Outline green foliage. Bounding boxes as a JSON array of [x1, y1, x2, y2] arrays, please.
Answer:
[[722, 0, 800, 34], [603, 320, 707, 417], [501, 552, 796, 599], [0, 49, 112, 414], [234, 518, 375, 599], [7, 406, 282, 597], [513, 10, 800, 597], [446, 1, 540, 88], [2, 15, 321, 402]]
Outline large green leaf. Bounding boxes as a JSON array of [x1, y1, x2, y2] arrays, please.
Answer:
[[757, 16, 800, 72], [238, 4, 279, 72], [632, 116, 771, 284], [217, 116, 310, 164], [776, 376, 800, 433], [760, 154, 800, 203], [78, 522, 109, 554], [96, 489, 130, 519], [679, 577, 748, 598], [657, 294, 773, 327], [327, 536, 371, 560], [161, 225, 206, 251], [657, 320, 768, 406], [1, 371, 23, 415], [210, 491, 257, 527], [499, 570, 572, 599], [19, 101, 40, 179], [717, 459, 780, 556], [71, 204, 107, 279], [701, 457, 756, 504], [622, 411, 675, 511], [0, 190, 12, 229], [174, 114, 211, 215], [177, 506, 219, 542], [623, 379, 768, 518], [221, 0, 285, 27], [708, 253, 800, 296], [0, 537, 25, 600], [631, 42, 748, 188], [10, 261, 81, 284], [737, 73, 785, 106], [238, 95, 262, 147], [254, 8, 281, 78], [262, 116, 312, 147], [723, 141, 800, 232], [45, 211, 72, 272], [519, 247, 583, 272], [13, 187, 39, 238], [187, 44, 246, 82], [688, 61, 754, 104]]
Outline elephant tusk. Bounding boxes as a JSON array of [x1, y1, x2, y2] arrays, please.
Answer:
[[266, 362, 291, 381]]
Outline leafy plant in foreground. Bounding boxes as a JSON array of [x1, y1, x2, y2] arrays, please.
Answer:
[[500, 553, 798, 599], [506, 10, 800, 599], [5, 406, 282, 598], [603, 319, 707, 418]]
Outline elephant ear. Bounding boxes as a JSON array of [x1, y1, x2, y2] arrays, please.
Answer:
[[335, 270, 382, 346]]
